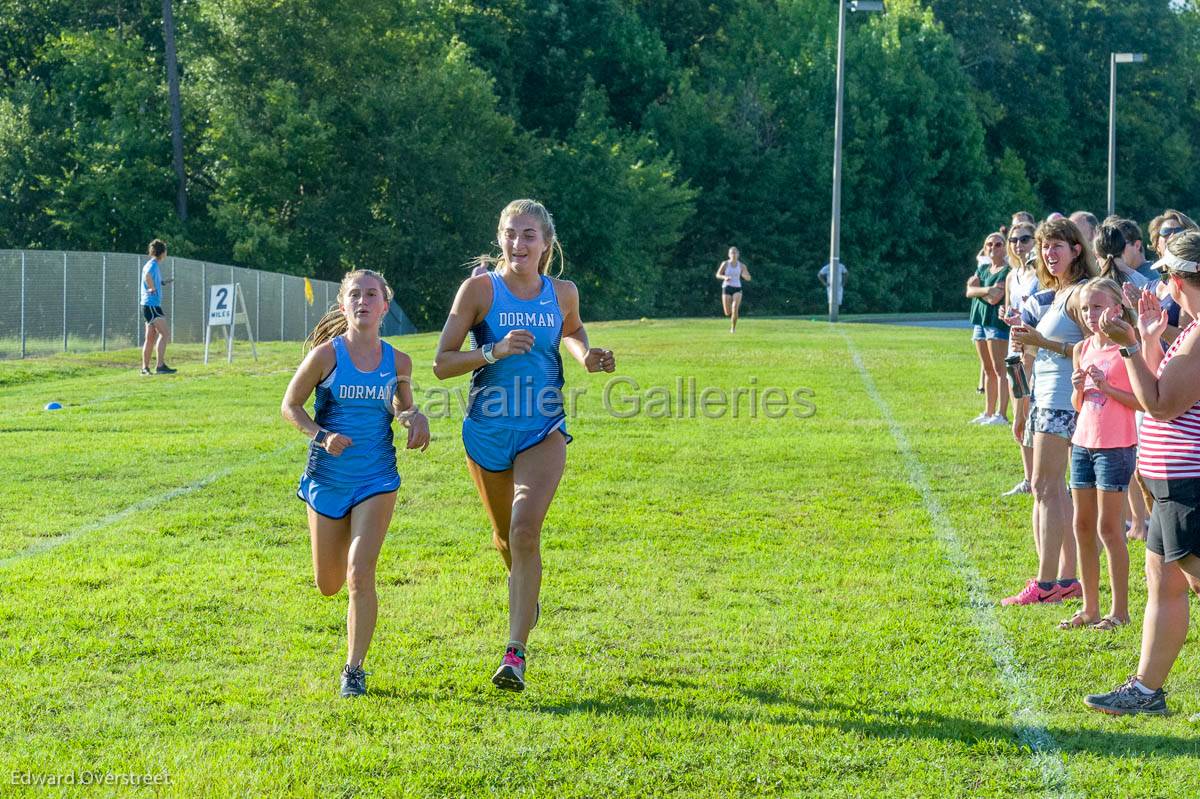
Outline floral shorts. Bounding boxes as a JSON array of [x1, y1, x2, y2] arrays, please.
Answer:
[[1023, 407, 1078, 448]]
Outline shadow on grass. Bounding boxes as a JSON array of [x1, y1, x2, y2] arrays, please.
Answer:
[[503, 683, 1198, 759]]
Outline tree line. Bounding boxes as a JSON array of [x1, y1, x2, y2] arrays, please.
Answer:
[[2, 1, 1198, 327]]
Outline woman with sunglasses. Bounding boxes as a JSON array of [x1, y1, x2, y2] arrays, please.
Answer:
[[966, 232, 1011, 425], [1001, 222, 1039, 495], [1001, 218, 1097, 606], [1149, 211, 1197, 346]]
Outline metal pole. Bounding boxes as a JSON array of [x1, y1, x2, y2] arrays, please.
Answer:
[[20, 251, 26, 358], [256, 271, 261, 342], [829, 0, 848, 323], [62, 252, 68, 352], [1107, 53, 1116, 218], [281, 273, 285, 340], [101, 254, 107, 351]]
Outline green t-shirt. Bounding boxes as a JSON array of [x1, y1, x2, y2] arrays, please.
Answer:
[[968, 262, 1010, 329]]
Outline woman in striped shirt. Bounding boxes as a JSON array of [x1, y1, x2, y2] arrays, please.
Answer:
[[1084, 231, 1200, 717]]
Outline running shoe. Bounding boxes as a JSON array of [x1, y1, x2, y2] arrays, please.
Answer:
[[492, 647, 526, 692], [968, 413, 991, 425], [340, 664, 368, 698], [984, 414, 1010, 426], [1002, 479, 1031, 497], [1057, 580, 1083, 600], [1084, 676, 1168, 716], [155, 364, 177, 374], [140, 367, 151, 376], [1001, 579, 1062, 606]]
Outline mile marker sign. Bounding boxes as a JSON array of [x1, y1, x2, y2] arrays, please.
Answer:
[[205, 283, 257, 364], [208, 284, 234, 326]]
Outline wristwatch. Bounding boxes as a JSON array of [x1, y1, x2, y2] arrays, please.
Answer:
[[481, 343, 497, 364], [1119, 342, 1140, 358], [313, 429, 329, 446]]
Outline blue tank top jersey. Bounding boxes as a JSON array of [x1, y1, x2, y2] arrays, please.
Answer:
[[305, 336, 399, 486], [467, 272, 565, 430]]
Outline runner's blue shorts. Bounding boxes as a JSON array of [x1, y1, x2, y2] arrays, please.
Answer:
[[296, 473, 400, 519], [462, 416, 572, 472]]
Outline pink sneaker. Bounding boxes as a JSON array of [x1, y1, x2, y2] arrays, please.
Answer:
[[491, 647, 526, 692], [1001, 579, 1063, 606], [1057, 580, 1083, 600]]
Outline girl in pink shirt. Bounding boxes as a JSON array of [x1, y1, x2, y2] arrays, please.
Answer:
[[1063, 278, 1142, 631]]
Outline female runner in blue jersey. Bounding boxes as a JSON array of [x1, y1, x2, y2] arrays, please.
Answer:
[[434, 199, 616, 692], [282, 269, 430, 698]]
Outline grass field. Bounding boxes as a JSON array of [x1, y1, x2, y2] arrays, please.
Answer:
[[1, 318, 1197, 798]]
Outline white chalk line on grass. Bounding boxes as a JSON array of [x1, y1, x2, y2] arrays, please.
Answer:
[[840, 330, 1079, 799], [0, 443, 298, 569]]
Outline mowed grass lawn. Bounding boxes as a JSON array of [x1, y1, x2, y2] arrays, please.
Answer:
[[0, 318, 1196, 798]]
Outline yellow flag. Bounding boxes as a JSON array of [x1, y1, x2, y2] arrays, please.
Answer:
[[304, 277, 314, 305]]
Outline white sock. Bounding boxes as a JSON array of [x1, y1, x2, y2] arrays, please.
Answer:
[[1132, 679, 1156, 695]]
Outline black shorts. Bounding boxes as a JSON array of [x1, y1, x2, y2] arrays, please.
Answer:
[[1143, 476, 1200, 563], [723, 285, 742, 296], [142, 304, 165, 324]]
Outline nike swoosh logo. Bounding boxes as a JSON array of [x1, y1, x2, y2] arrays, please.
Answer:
[[539, 299, 553, 305]]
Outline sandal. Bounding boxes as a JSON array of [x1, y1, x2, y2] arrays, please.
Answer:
[[1091, 615, 1130, 631], [1058, 611, 1097, 630]]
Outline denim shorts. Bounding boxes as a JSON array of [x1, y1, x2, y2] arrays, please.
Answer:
[[1143, 477, 1200, 563], [1023, 407, 1077, 448], [1070, 445, 1136, 492], [972, 324, 1010, 342]]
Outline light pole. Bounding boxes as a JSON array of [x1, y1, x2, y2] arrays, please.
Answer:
[[1107, 52, 1146, 218], [829, 0, 883, 322]]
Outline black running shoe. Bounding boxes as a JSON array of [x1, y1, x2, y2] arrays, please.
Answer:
[[340, 664, 368, 698], [1084, 676, 1168, 716], [155, 364, 177, 374]]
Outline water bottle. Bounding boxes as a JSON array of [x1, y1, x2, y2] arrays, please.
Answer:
[[1005, 353, 1030, 399]]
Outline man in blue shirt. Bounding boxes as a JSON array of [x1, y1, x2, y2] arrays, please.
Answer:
[[140, 239, 176, 374]]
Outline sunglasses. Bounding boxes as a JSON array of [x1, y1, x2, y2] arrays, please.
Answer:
[[1159, 226, 1186, 238], [1008, 235, 1033, 244], [985, 242, 1004, 248]]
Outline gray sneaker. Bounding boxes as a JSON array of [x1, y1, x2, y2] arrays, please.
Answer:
[[1002, 479, 1031, 497], [1084, 676, 1168, 716], [340, 664, 368, 698]]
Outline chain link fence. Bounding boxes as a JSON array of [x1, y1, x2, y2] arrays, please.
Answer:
[[0, 250, 416, 359]]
